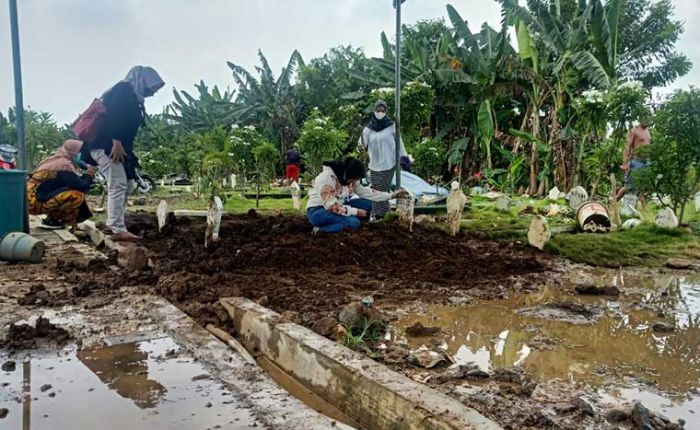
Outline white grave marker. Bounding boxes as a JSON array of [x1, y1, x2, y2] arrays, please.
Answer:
[[446, 181, 467, 236], [156, 200, 169, 232], [528, 215, 551, 250], [290, 182, 302, 210], [567, 186, 589, 210], [655, 207, 679, 229], [205, 196, 224, 247]]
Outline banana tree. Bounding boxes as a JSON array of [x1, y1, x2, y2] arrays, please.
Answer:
[[498, 0, 620, 191], [447, 5, 514, 173], [167, 81, 237, 133], [227, 49, 305, 155]]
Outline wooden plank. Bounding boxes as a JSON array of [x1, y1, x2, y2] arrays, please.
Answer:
[[205, 324, 256, 365]]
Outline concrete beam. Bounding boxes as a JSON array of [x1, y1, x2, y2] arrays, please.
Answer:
[[152, 296, 354, 430], [221, 297, 501, 430]]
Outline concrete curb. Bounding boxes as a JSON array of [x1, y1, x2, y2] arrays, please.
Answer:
[[149, 295, 353, 430], [222, 297, 502, 430]]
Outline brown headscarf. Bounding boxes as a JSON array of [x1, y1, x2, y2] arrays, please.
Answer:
[[34, 140, 83, 173]]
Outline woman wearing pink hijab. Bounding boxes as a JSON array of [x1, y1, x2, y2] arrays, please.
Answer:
[[27, 139, 95, 230]]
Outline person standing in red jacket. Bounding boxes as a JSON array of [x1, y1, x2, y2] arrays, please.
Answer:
[[285, 144, 301, 184]]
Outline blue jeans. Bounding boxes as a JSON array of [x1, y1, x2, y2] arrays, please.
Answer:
[[307, 199, 372, 233]]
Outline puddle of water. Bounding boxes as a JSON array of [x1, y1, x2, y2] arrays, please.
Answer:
[[0, 337, 260, 429], [598, 387, 699, 425], [393, 273, 700, 422]]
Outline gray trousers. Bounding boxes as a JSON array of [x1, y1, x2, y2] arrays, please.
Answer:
[[91, 150, 134, 234]]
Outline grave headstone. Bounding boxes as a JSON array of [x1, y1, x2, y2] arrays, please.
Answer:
[[622, 218, 642, 230], [469, 186, 485, 196], [528, 215, 551, 250], [230, 174, 237, 189], [620, 193, 639, 218], [156, 200, 169, 232], [483, 191, 504, 200], [695, 192, 700, 212], [567, 186, 589, 210], [396, 190, 415, 232], [655, 208, 679, 229], [548, 186, 563, 201], [446, 181, 467, 236], [495, 195, 512, 212], [205, 196, 224, 247], [290, 182, 302, 210]]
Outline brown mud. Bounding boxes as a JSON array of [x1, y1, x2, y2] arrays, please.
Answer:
[[1, 213, 597, 430], [125, 213, 556, 330], [1, 316, 72, 350]]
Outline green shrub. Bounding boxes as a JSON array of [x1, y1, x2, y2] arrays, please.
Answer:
[[412, 137, 445, 179], [297, 108, 347, 177]]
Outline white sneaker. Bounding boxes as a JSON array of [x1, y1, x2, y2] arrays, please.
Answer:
[[312, 227, 320, 235]]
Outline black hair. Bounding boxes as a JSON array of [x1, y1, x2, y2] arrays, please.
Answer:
[[343, 158, 366, 182], [322, 158, 366, 185]]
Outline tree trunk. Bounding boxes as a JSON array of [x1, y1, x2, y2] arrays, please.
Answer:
[[679, 201, 686, 225], [529, 113, 540, 194], [538, 177, 547, 196], [573, 136, 588, 187], [513, 113, 529, 155]]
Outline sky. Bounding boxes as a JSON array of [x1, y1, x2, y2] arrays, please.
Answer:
[[0, 0, 698, 125]]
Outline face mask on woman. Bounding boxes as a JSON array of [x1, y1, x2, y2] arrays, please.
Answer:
[[374, 111, 386, 120]]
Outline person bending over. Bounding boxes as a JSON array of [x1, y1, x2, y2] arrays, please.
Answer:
[[306, 158, 404, 233], [27, 139, 95, 230]]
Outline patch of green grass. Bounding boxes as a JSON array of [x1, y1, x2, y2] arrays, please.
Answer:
[[223, 194, 305, 215], [462, 195, 575, 233], [342, 318, 386, 351], [121, 191, 306, 216], [545, 224, 700, 267]]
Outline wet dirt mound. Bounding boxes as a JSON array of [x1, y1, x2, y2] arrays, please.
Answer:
[[1, 316, 72, 349], [128, 213, 555, 329]]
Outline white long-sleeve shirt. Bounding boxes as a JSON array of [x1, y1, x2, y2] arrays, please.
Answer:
[[306, 166, 393, 216], [359, 126, 407, 172]]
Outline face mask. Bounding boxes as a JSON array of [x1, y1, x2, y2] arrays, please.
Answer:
[[374, 112, 386, 120]]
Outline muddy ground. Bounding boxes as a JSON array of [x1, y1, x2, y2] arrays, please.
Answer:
[[2, 213, 689, 429], [125, 213, 556, 329]]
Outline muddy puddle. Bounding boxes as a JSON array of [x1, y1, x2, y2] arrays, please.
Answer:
[[0, 337, 260, 429], [393, 272, 700, 425]]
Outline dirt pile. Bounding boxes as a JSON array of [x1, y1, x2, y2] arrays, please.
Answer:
[[127, 213, 555, 329], [1, 316, 72, 349]]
